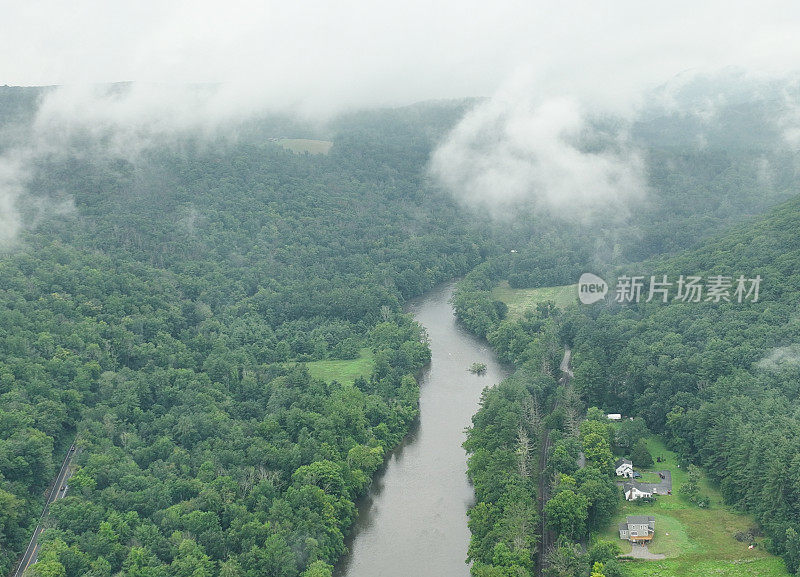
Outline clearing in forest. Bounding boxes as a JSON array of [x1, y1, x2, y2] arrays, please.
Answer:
[[596, 435, 790, 577], [301, 348, 374, 384], [491, 281, 577, 316], [277, 138, 334, 154]]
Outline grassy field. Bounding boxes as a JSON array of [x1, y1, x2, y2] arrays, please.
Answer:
[[490, 281, 577, 317], [622, 557, 789, 577], [638, 471, 663, 484], [595, 434, 789, 577], [277, 138, 333, 154], [301, 348, 374, 384]]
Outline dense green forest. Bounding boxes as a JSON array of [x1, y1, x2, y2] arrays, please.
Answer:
[[459, 196, 800, 577], [3, 74, 800, 577], [0, 90, 491, 577], [456, 77, 800, 576]]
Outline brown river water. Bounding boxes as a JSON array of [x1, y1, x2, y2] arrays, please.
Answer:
[[335, 282, 510, 577]]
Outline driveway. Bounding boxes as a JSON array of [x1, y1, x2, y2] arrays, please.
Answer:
[[635, 470, 672, 495], [629, 542, 666, 560]]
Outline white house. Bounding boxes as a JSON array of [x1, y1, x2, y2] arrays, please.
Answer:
[[607, 413, 622, 421], [615, 458, 634, 478], [623, 482, 652, 501]]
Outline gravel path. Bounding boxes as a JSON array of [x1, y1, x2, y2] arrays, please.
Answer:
[[629, 542, 666, 560]]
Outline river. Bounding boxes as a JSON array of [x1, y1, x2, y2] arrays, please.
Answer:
[[335, 282, 510, 577]]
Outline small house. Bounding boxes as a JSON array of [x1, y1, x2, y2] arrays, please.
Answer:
[[619, 515, 655, 542], [615, 458, 634, 478], [607, 413, 622, 421], [623, 482, 652, 501]]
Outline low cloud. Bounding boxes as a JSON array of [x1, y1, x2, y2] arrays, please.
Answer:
[[0, 82, 261, 248], [780, 78, 800, 150], [429, 76, 647, 222], [0, 152, 25, 247], [33, 83, 240, 155], [757, 344, 800, 374], [0, 142, 78, 250]]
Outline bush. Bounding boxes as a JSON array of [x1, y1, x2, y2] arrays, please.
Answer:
[[733, 530, 754, 543], [588, 540, 621, 565]]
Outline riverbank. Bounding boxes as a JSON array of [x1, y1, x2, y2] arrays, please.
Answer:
[[335, 283, 509, 577]]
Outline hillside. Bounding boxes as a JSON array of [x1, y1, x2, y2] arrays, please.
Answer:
[[564, 193, 800, 573], [3, 76, 800, 577], [0, 96, 488, 577]]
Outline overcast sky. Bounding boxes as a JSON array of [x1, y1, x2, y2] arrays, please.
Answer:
[[3, 0, 800, 112]]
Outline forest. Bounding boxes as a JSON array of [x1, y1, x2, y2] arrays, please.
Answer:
[[0, 90, 490, 577], [454, 77, 800, 577], [3, 73, 800, 577]]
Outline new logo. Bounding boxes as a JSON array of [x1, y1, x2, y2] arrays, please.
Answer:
[[578, 273, 608, 304]]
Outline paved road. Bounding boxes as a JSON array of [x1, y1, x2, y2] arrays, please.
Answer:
[[635, 470, 672, 495], [13, 443, 77, 577]]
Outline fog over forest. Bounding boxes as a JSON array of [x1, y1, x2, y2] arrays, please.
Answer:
[[3, 4, 800, 577]]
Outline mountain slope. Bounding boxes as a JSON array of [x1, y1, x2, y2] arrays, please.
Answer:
[[0, 98, 489, 577], [567, 193, 800, 572]]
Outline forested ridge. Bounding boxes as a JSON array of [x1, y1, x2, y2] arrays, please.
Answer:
[[458, 194, 800, 576], [457, 77, 799, 295], [565, 194, 800, 572], [455, 77, 800, 577], [0, 92, 491, 577]]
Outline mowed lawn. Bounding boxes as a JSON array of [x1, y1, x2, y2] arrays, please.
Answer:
[[595, 435, 790, 577], [302, 348, 374, 384], [490, 281, 577, 317], [277, 138, 333, 154]]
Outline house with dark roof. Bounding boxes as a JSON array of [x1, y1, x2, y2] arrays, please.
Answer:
[[623, 482, 652, 501], [615, 458, 634, 478], [619, 515, 655, 542]]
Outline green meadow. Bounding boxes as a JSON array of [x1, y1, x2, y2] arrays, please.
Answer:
[[301, 348, 374, 384], [490, 281, 577, 316]]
